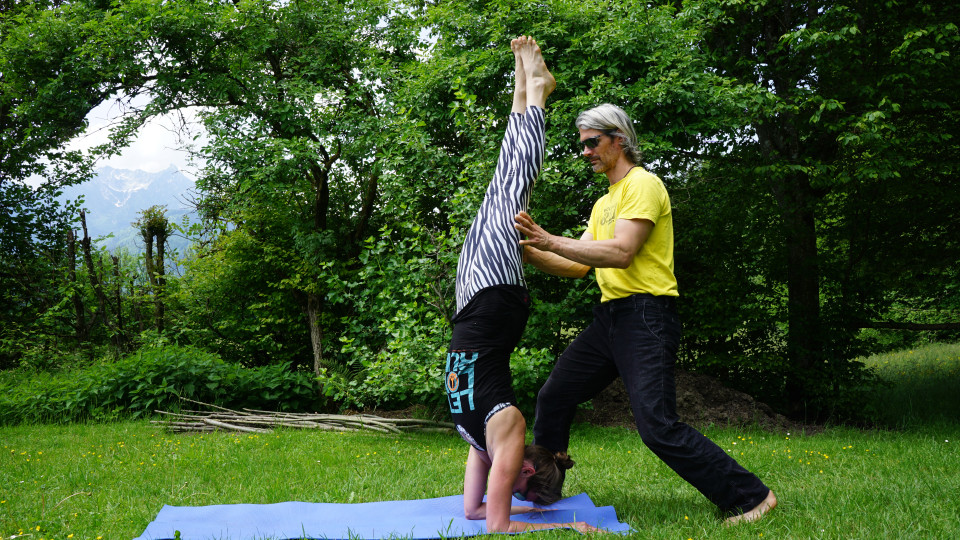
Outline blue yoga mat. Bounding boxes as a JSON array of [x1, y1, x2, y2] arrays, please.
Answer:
[[134, 492, 632, 539]]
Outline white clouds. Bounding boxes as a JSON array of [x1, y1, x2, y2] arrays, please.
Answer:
[[69, 94, 207, 174]]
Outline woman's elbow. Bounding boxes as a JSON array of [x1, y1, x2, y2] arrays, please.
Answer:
[[464, 508, 484, 521], [572, 265, 591, 278]]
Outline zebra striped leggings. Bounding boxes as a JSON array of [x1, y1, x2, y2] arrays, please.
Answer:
[[454, 105, 545, 316]]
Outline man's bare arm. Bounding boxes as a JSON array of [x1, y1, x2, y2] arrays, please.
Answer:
[[515, 211, 651, 269]]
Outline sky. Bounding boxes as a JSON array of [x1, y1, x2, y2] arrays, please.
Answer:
[[68, 94, 206, 175]]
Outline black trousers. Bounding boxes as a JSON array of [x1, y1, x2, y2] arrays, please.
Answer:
[[533, 293, 770, 514]]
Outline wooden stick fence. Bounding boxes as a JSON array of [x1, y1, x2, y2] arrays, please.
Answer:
[[152, 397, 455, 435]]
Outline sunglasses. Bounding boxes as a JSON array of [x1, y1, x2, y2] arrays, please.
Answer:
[[580, 130, 618, 150], [513, 490, 530, 502]]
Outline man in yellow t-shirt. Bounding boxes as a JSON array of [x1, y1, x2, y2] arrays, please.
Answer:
[[514, 104, 776, 525], [586, 165, 677, 301]]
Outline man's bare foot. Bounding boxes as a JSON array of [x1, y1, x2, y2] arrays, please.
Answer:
[[724, 490, 777, 526], [510, 37, 527, 113], [514, 36, 556, 108]]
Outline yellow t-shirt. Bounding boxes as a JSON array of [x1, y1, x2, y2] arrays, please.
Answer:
[[586, 167, 679, 301]]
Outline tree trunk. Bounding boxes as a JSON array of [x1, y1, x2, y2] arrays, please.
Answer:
[[80, 211, 109, 331], [66, 229, 88, 345], [132, 279, 146, 334], [772, 173, 823, 413], [111, 254, 127, 350], [142, 234, 160, 332], [143, 236, 156, 286], [141, 226, 166, 333], [306, 291, 325, 377], [754, 5, 826, 415], [304, 154, 335, 376], [154, 231, 166, 332]]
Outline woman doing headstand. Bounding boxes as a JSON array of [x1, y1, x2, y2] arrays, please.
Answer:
[[443, 36, 599, 534]]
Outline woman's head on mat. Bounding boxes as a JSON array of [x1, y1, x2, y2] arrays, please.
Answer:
[[512, 445, 575, 505]]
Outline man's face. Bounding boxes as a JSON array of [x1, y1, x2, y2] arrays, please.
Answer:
[[578, 128, 620, 175]]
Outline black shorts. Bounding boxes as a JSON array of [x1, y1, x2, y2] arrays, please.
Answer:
[[445, 285, 530, 451]]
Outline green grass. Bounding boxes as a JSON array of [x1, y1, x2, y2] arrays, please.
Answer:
[[1, 343, 959, 539], [860, 341, 960, 427]]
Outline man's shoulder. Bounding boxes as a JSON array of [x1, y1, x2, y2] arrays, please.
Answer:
[[625, 166, 662, 184], [621, 167, 667, 197]]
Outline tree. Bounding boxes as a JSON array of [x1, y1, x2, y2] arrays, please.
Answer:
[[401, 0, 959, 418], [687, 0, 960, 416], [400, 0, 743, 348], [172, 229, 313, 368], [0, 0, 148, 366], [4, 0, 956, 419], [85, 0, 423, 375], [135, 205, 172, 333]]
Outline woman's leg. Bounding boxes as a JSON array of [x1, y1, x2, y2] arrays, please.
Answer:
[[515, 36, 555, 111], [454, 38, 553, 315]]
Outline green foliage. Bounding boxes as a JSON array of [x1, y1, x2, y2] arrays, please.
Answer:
[[0, 0, 117, 182], [1, 226, 164, 370], [319, 295, 448, 411], [507, 347, 556, 413], [681, 0, 960, 416], [0, 0, 149, 370], [3, 0, 957, 420], [117, 0, 425, 374], [172, 231, 312, 368], [0, 345, 323, 425], [317, 224, 456, 410]]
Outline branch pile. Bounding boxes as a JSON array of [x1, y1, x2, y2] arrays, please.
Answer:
[[153, 398, 455, 435]]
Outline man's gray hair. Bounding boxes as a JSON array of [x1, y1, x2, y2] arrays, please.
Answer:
[[575, 104, 641, 164]]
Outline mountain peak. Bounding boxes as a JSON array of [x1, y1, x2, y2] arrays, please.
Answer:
[[58, 167, 196, 252], [97, 167, 156, 193]]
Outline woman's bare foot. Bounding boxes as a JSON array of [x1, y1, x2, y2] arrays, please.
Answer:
[[724, 490, 777, 526], [514, 36, 555, 109], [510, 37, 527, 114]]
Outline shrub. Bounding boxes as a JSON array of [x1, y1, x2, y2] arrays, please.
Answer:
[[319, 303, 449, 411], [0, 345, 324, 425], [508, 347, 556, 413]]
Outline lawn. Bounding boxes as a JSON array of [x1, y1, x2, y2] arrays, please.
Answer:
[[858, 341, 960, 427], [2, 342, 958, 539]]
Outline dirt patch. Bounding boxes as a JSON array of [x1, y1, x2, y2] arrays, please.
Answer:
[[359, 371, 813, 434], [577, 370, 807, 432]]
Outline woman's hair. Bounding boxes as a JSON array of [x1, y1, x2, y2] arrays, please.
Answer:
[[575, 103, 642, 165], [524, 445, 576, 505]]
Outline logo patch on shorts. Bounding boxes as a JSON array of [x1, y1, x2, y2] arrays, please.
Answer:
[[445, 350, 477, 414]]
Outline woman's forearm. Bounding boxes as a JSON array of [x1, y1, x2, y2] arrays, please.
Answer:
[[523, 246, 591, 278]]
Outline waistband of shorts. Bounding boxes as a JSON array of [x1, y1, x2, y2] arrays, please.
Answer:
[[452, 285, 530, 323], [605, 292, 677, 308]]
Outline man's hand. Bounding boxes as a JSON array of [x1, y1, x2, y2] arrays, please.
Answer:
[[514, 211, 554, 250], [514, 211, 591, 278]]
